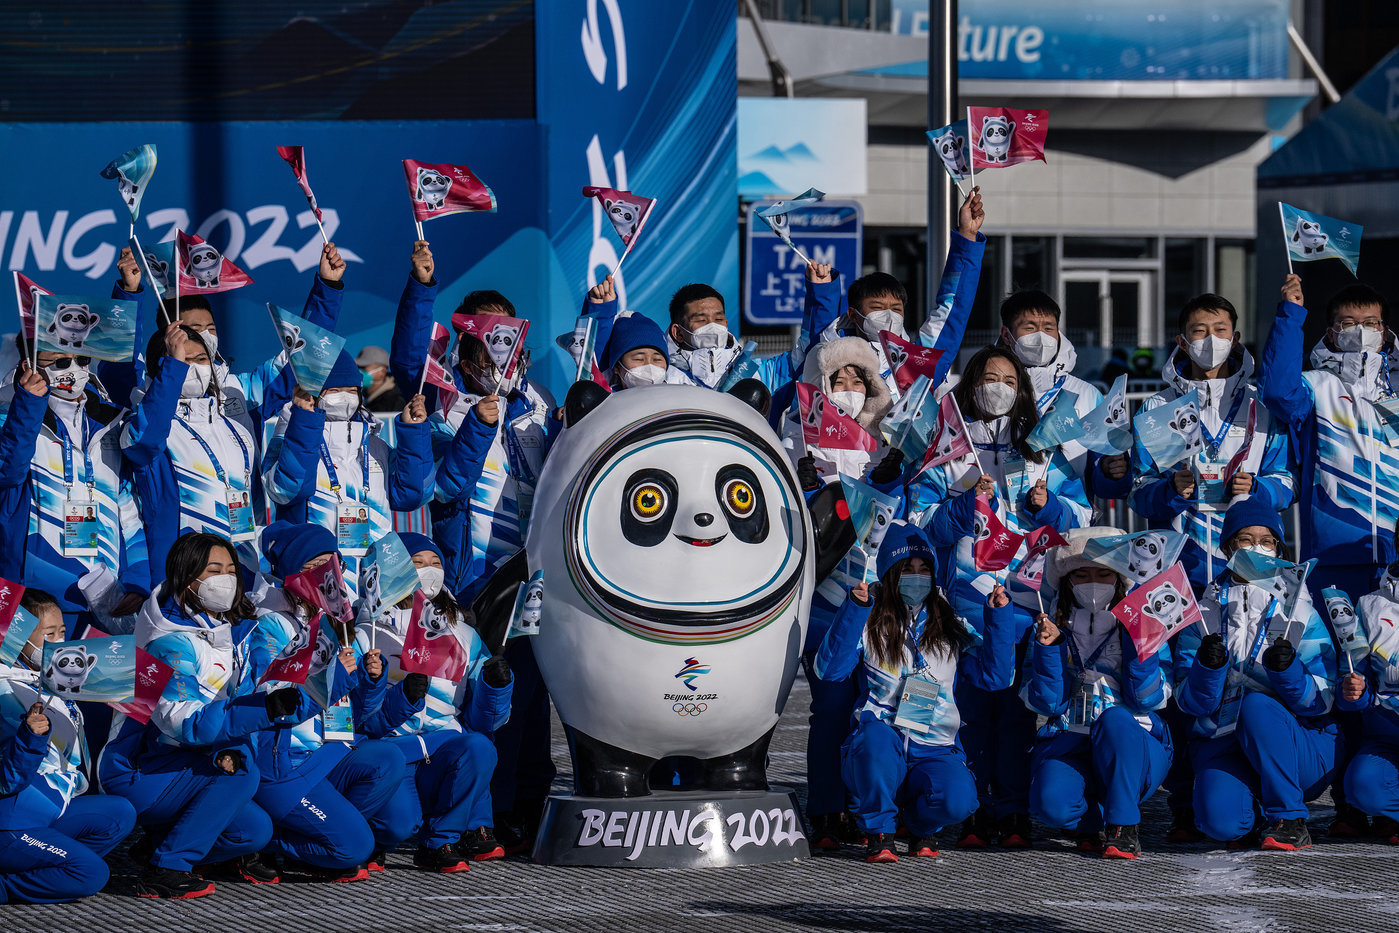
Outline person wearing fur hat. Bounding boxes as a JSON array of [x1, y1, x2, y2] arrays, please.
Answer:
[[352, 532, 513, 873], [1172, 497, 1340, 851], [906, 344, 1091, 849], [261, 351, 435, 593], [1022, 527, 1173, 860], [782, 335, 897, 485], [244, 522, 426, 882], [815, 522, 1017, 862]]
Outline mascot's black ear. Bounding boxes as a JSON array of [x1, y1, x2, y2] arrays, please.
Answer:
[[726, 378, 771, 418], [468, 549, 530, 656], [564, 380, 609, 427], [807, 483, 857, 582]]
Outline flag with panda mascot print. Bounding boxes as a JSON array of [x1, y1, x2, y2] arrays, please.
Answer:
[[1279, 202, 1362, 275], [175, 230, 253, 295], [400, 591, 469, 681], [969, 107, 1048, 170], [35, 294, 138, 362], [99, 144, 157, 224], [452, 313, 531, 383], [403, 159, 497, 220], [1113, 564, 1203, 662]]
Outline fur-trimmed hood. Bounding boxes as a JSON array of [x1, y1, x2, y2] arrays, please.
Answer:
[[800, 336, 894, 431]]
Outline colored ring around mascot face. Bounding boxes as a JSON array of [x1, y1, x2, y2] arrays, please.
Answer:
[[566, 411, 805, 643]]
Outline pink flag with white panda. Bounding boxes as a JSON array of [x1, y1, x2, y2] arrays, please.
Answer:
[[968, 107, 1048, 171], [1013, 525, 1068, 591], [878, 330, 944, 394], [400, 591, 468, 681], [1113, 564, 1203, 662], [284, 560, 354, 628], [973, 496, 1025, 573], [13, 271, 49, 342], [795, 382, 879, 453], [259, 612, 324, 686], [275, 146, 327, 242], [582, 186, 656, 275], [920, 392, 975, 471], [174, 230, 253, 295], [451, 314, 530, 382], [402, 159, 497, 222]]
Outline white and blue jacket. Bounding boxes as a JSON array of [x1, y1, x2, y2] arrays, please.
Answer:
[[1336, 571, 1399, 746], [0, 665, 88, 827]]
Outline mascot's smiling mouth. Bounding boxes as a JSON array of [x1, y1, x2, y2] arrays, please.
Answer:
[[675, 533, 727, 548]]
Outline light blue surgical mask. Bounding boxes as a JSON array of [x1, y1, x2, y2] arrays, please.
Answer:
[[897, 573, 933, 608]]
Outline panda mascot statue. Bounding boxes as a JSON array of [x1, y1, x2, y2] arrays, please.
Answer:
[[473, 380, 852, 865]]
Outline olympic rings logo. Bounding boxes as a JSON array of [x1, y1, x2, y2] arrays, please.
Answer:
[[673, 702, 708, 716]]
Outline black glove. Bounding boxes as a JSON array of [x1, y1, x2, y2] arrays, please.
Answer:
[[402, 672, 430, 703], [482, 656, 512, 688], [264, 686, 300, 719], [1262, 636, 1296, 673], [870, 449, 905, 486], [797, 454, 821, 492], [1196, 633, 1228, 670]]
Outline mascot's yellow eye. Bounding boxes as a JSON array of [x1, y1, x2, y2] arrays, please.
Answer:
[[630, 483, 668, 522], [723, 479, 756, 517]]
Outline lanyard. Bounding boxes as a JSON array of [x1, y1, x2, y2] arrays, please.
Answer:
[[1035, 377, 1066, 414], [1219, 583, 1277, 669], [1200, 390, 1246, 459], [179, 415, 250, 490], [1064, 619, 1114, 675], [905, 608, 931, 673], [319, 425, 371, 502], [53, 418, 94, 489]]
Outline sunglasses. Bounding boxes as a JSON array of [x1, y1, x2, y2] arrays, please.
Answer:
[[40, 357, 91, 370]]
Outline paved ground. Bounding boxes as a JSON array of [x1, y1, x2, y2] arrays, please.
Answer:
[[11, 679, 1398, 932]]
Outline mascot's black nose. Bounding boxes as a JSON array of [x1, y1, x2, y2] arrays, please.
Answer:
[[695, 512, 714, 527]]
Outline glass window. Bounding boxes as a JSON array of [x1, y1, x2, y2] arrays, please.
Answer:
[[1010, 236, 1053, 293], [1063, 237, 1157, 260], [1164, 238, 1207, 336], [1215, 239, 1256, 345]]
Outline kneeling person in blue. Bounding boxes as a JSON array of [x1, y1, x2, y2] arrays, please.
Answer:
[[1023, 528, 1173, 860], [1173, 498, 1340, 850], [353, 532, 513, 873], [1336, 556, 1399, 841], [0, 588, 136, 902], [815, 523, 1016, 862]]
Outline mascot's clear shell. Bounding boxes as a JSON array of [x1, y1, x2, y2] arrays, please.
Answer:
[[525, 384, 813, 761]]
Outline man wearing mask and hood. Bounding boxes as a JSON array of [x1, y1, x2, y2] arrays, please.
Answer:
[[260, 351, 435, 593], [1132, 294, 1295, 591], [0, 344, 150, 633], [1262, 274, 1397, 602]]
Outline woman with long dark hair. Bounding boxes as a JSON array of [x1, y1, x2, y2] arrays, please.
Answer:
[[1022, 528, 1173, 860], [815, 523, 1016, 862], [906, 344, 1092, 849], [100, 531, 285, 898]]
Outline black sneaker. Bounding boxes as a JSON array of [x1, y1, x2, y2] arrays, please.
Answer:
[[864, 832, 898, 863], [998, 813, 1032, 849], [808, 813, 842, 853], [133, 866, 216, 899], [457, 826, 505, 862], [1373, 816, 1399, 844], [908, 836, 938, 857], [414, 844, 470, 874], [1075, 831, 1105, 853], [1261, 817, 1312, 851], [1166, 809, 1206, 843], [282, 858, 369, 883], [237, 853, 281, 884], [367, 849, 387, 872], [1329, 805, 1370, 839], [956, 808, 993, 848], [1103, 824, 1141, 860], [493, 813, 531, 856]]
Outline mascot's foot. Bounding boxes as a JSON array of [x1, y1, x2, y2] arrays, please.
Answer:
[[701, 728, 774, 792], [568, 727, 658, 798]]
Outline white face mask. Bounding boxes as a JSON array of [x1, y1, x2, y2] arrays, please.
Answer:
[[620, 363, 667, 388], [860, 309, 905, 341], [319, 391, 359, 422], [196, 573, 238, 614], [1012, 331, 1058, 367], [973, 381, 1016, 417], [683, 322, 730, 351], [42, 364, 89, 400], [417, 566, 444, 599], [1242, 544, 1277, 558], [1186, 335, 1233, 371], [1073, 581, 1116, 612], [828, 390, 865, 417], [1334, 323, 1385, 353], [195, 329, 219, 361], [181, 363, 212, 398]]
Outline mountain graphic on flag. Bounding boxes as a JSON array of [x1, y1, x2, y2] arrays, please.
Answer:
[[35, 294, 138, 363], [403, 159, 497, 220], [969, 107, 1048, 170], [267, 303, 346, 394], [277, 145, 322, 221], [1279, 202, 1363, 276], [175, 230, 253, 295], [1082, 530, 1188, 587], [1027, 388, 1084, 452], [1079, 376, 1132, 455], [99, 144, 157, 222], [130, 236, 174, 298], [1133, 389, 1203, 470]]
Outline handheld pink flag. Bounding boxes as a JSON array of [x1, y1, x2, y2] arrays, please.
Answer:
[[400, 591, 468, 682], [582, 186, 656, 276], [423, 355, 459, 416], [921, 392, 975, 471], [1014, 525, 1069, 590], [1223, 400, 1258, 483], [795, 382, 879, 453], [973, 496, 1025, 573], [284, 560, 354, 629], [1113, 564, 1203, 662], [968, 107, 1049, 181], [451, 314, 530, 386], [275, 146, 327, 243], [174, 230, 253, 295], [403, 159, 497, 239], [878, 330, 944, 394], [110, 648, 174, 725], [259, 612, 324, 686], [417, 321, 453, 396], [13, 272, 50, 365]]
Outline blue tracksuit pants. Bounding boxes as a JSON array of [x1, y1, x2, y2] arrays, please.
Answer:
[[842, 715, 979, 837], [490, 638, 555, 817], [957, 676, 1036, 818], [1191, 692, 1341, 841], [102, 749, 271, 871], [257, 740, 404, 869], [377, 731, 498, 849], [1343, 737, 1399, 822], [802, 650, 857, 817], [1029, 706, 1173, 830], [0, 795, 136, 903]]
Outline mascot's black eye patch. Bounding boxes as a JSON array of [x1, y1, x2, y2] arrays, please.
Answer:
[[715, 464, 768, 545], [621, 468, 678, 547]]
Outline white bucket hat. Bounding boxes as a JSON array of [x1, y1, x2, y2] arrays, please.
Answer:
[[1045, 526, 1129, 588]]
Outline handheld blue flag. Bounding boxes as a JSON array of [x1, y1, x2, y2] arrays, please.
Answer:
[[100, 144, 157, 227], [356, 533, 422, 624], [1132, 389, 1202, 470], [35, 294, 138, 363], [1026, 388, 1084, 452], [1279, 202, 1362, 276], [267, 302, 347, 393], [1079, 376, 1133, 455], [926, 120, 971, 184], [1081, 530, 1189, 587]]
